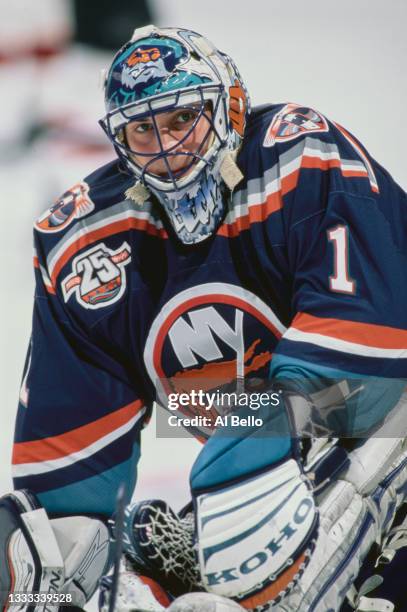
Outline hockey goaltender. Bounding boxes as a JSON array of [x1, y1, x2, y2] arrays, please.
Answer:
[[2, 23, 407, 612]]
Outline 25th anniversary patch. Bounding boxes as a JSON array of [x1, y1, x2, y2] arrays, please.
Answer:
[[61, 242, 131, 309]]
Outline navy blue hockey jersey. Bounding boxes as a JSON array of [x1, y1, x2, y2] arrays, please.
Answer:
[[12, 103, 407, 516]]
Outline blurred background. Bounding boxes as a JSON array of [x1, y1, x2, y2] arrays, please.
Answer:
[[0, 1, 406, 598]]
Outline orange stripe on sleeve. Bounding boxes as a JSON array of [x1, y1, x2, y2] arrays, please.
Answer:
[[292, 312, 407, 349], [51, 218, 167, 284], [342, 169, 369, 178], [218, 190, 283, 237], [301, 156, 342, 171], [45, 283, 56, 295], [12, 399, 144, 464], [214, 148, 372, 238]]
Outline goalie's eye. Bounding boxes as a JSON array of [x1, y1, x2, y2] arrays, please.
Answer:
[[132, 122, 154, 134], [171, 110, 200, 131]]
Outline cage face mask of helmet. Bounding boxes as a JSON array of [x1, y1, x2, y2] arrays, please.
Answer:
[[100, 25, 250, 244]]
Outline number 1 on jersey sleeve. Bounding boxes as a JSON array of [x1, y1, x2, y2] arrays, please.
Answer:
[[327, 225, 356, 294]]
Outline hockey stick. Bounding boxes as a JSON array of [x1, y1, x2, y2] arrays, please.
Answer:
[[108, 482, 127, 612]]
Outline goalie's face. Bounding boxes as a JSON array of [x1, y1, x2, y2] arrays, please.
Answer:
[[124, 105, 213, 180], [101, 26, 251, 244]]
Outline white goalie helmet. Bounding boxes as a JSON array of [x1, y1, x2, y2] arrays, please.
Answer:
[[100, 25, 250, 244]]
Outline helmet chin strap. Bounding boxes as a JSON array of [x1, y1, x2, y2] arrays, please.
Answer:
[[219, 150, 244, 191], [124, 181, 150, 205]]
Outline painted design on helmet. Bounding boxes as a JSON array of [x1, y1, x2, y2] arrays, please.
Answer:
[[122, 46, 168, 86], [107, 36, 210, 108], [100, 25, 251, 245]]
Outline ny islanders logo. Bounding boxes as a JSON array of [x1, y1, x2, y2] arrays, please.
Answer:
[[61, 242, 131, 309], [36, 182, 95, 233], [144, 283, 286, 426], [263, 103, 329, 147]]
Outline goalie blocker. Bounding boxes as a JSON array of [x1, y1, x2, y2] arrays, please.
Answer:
[[0, 490, 110, 611]]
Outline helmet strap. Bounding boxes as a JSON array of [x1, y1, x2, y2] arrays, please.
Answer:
[[125, 181, 150, 205], [219, 150, 244, 191]]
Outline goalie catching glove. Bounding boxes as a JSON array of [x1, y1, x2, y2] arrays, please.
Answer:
[[0, 489, 110, 610]]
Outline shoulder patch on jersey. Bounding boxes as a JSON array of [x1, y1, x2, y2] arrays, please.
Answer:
[[263, 103, 329, 147], [61, 241, 131, 309], [35, 182, 95, 233]]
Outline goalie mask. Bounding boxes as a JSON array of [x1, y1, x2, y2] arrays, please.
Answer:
[[100, 25, 250, 244]]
